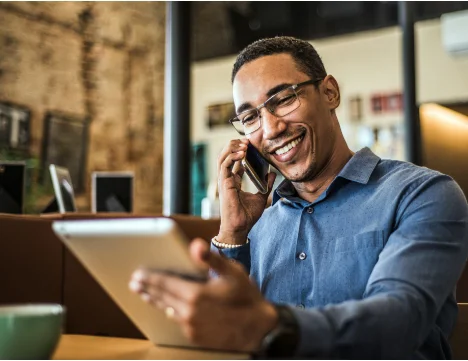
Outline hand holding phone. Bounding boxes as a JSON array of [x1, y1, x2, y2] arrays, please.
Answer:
[[216, 139, 276, 245]]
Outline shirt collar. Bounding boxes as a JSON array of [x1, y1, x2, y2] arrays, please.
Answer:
[[272, 147, 380, 205], [337, 147, 380, 184]]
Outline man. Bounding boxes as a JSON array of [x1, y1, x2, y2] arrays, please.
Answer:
[[129, 36, 468, 359]]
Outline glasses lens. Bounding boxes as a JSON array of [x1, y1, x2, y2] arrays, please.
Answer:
[[238, 109, 260, 135], [268, 88, 300, 117], [230, 118, 246, 135]]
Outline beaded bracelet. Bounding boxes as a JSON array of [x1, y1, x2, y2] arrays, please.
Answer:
[[211, 236, 249, 249]]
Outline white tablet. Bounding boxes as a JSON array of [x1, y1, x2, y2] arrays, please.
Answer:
[[52, 217, 207, 348], [49, 164, 77, 213]]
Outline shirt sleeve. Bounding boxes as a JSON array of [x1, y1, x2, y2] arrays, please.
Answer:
[[289, 174, 468, 359], [210, 240, 251, 274]]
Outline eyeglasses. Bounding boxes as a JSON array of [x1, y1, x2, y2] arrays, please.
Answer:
[[229, 78, 323, 136]]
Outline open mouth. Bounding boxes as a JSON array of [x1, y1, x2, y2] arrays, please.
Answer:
[[273, 135, 304, 156]]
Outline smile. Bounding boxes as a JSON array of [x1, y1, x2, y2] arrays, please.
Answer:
[[274, 135, 304, 155]]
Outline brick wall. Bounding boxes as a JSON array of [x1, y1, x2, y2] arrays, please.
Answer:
[[0, 2, 165, 213]]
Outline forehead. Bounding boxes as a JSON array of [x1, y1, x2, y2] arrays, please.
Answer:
[[232, 53, 309, 105]]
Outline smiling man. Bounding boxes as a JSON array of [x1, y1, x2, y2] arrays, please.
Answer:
[[130, 36, 468, 359]]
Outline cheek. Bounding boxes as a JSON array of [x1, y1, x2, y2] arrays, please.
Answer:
[[246, 133, 262, 149]]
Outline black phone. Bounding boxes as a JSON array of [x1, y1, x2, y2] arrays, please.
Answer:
[[242, 143, 270, 194]]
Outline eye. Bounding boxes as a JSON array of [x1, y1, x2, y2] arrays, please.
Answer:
[[241, 112, 258, 125], [276, 94, 296, 106]]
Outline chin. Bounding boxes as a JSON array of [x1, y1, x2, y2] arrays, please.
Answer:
[[284, 166, 317, 182], [281, 156, 317, 182]]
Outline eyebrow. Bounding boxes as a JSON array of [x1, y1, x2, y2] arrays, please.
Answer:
[[236, 82, 294, 115]]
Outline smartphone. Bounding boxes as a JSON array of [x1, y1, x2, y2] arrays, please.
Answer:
[[242, 143, 270, 194]]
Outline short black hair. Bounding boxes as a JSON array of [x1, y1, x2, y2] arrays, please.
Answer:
[[231, 36, 327, 84]]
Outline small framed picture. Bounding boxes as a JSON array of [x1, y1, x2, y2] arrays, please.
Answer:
[[0, 101, 31, 150], [387, 92, 403, 112], [371, 94, 384, 114], [207, 102, 236, 129], [349, 96, 363, 122], [41, 111, 89, 193]]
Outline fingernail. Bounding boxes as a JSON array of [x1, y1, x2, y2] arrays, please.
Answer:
[[129, 281, 141, 292], [133, 269, 146, 281]]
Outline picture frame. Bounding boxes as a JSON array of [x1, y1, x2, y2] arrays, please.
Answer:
[[349, 96, 363, 122], [207, 102, 236, 129], [0, 101, 31, 151], [370, 94, 384, 114], [40, 111, 89, 193], [387, 92, 403, 112]]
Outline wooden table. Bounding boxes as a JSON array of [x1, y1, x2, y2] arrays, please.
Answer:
[[53, 335, 249, 360]]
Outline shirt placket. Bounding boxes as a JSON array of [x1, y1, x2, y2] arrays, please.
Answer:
[[292, 203, 315, 309]]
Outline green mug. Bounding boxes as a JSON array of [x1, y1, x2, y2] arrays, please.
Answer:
[[0, 304, 64, 360]]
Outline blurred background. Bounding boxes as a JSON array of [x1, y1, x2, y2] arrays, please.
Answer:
[[0, 1, 467, 216]]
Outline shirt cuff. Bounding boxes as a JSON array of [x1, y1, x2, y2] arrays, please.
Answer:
[[289, 306, 333, 358]]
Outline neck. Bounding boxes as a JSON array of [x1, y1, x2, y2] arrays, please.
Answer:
[[292, 138, 353, 203]]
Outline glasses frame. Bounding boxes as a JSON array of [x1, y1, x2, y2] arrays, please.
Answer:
[[229, 78, 323, 135]]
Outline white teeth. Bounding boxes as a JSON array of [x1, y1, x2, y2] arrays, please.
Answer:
[[274, 136, 303, 155]]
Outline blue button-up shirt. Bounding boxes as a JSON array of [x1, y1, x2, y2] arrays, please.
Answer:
[[217, 147, 468, 359]]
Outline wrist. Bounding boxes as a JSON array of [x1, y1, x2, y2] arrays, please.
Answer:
[[212, 236, 249, 249], [253, 304, 300, 359], [245, 302, 279, 353], [217, 230, 250, 245]]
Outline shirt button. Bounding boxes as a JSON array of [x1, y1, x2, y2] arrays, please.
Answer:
[[297, 304, 305, 309], [306, 207, 314, 214], [298, 252, 307, 260]]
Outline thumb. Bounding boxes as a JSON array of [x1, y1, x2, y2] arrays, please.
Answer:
[[189, 238, 240, 277], [263, 171, 277, 198], [267, 171, 277, 191], [189, 238, 210, 271]]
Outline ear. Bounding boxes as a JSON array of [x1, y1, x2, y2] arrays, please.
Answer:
[[322, 75, 340, 111]]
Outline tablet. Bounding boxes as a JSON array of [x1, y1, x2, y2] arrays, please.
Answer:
[[52, 217, 207, 348], [49, 164, 77, 213]]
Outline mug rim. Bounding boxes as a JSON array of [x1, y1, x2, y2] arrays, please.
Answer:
[[0, 303, 64, 317]]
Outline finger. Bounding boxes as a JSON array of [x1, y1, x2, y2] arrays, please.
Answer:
[[219, 152, 246, 181], [217, 140, 248, 174], [134, 269, 203, 302], [232, 160, 245, 179], [129, 279, 162, 306], [189, 238, 211, 270], [141, 281, 189, 319], [266, 172, 277, 195]]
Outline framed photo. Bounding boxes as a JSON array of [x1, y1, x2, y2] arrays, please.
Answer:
[[349, 96, 363, 122], [41, 111, 89, 193], [0, 102, 31, 150], [0, 161, 26, 214], [370, 94, 384, 114], [387, 92, 403, 112], [91, 171, 134, 213], [207, 102, 236, 129]]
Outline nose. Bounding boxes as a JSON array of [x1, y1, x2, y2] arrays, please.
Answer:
[[260, 107, 287, 140]]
